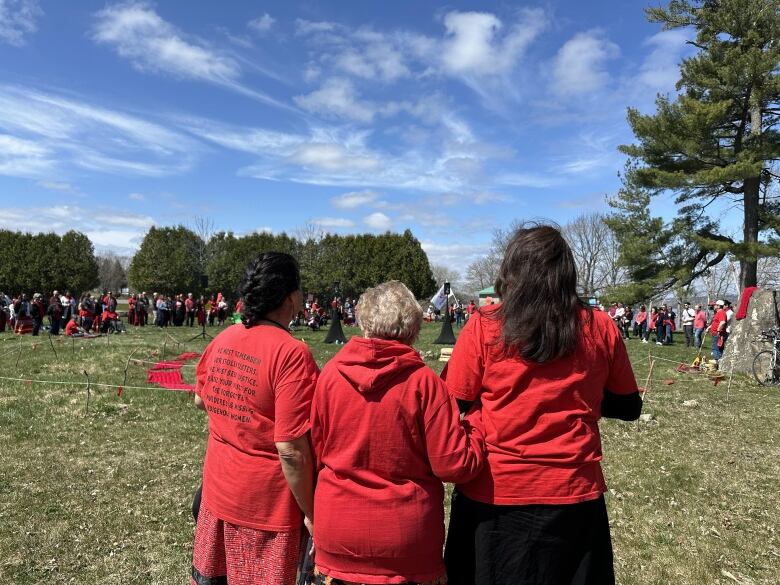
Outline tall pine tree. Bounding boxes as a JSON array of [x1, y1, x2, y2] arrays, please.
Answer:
[[610, 0, 780, 298]]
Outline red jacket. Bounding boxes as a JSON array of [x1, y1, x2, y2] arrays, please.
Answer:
[[311, 337, 485, 584]]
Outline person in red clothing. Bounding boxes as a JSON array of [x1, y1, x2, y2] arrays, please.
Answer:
[[65, 316, 83, 337], [709, 300, 729, 359], [191, 252, 319, 585], [694, 304, 708, 348], [311, 280, 485, 585], [443, 225, 642, 585]]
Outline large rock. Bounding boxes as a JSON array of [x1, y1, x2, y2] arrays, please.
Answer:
[[719, 289, 780, 374]]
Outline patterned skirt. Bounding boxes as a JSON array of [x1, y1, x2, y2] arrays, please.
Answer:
[[191, 502, 302, 585]]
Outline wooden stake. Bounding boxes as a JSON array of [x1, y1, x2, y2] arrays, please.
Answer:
[[83, 370, 91, 415]]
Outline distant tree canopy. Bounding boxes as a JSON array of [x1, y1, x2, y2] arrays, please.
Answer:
[[130, 226, 436, 301], [0, 229, 99, 296], [609, 0, 780, 301], [128, 226, 205, 296]]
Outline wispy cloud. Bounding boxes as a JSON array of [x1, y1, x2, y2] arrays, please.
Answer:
[[331, 190, 380, 209], [636, 29, 689, 92], [0, 0, 41, 46], [311, 217, 355, 229], [128, 192, 145, 201], [0, 133, 54, 177], [248, 13, 275, 34], [0, 84, 199, 178], [92, 2, 290, 109], [0, 205, 154, 251], [294, 77, 378, 123]]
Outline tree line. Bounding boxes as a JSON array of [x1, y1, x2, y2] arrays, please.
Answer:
[[128, 225, 436, 301], [0, 230, 99, 296]]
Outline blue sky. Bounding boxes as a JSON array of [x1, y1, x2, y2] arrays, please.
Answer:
[[0, 1, 693, 273]]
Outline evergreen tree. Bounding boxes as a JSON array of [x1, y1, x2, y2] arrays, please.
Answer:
[[57, 230, 100, 296], [611, 0, 780, 298], [128, 226, 204, 295]]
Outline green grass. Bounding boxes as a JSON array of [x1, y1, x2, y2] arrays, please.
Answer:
[[0, 323, 778, 584]]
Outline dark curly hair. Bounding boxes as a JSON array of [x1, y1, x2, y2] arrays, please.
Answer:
[[239, 252, 301, 327]]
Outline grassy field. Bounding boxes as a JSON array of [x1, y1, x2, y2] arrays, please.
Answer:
[[0, 321, 778, 584]]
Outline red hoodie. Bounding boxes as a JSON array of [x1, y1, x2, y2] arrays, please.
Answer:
[[311, 337, 485, 584]]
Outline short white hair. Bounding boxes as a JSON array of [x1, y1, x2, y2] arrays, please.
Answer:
[[357, 281, 422, 345]]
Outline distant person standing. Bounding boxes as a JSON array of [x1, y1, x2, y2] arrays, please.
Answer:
[[681, 302, 696, 347], [186, 293, 196, 327], [47, 291, 62, 335], [693, 304, 707, 348], [710, 300, 729, 359]]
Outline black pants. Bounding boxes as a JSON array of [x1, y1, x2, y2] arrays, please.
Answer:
[[187, 311, 195, 327], [444, 491, 614, 585], [684, 324, 694, 347], [32, 317, 41, 336]]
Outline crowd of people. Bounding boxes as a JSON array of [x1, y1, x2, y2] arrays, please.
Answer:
[[190, 226, 642, 585], [0, 290, 121, 336], [604, 299, 735, 358]]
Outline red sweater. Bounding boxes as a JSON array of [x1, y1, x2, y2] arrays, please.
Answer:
[[311, 337, 485, 584]]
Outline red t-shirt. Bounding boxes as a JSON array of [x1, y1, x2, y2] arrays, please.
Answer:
[[694, 310, 707, 329], [65, 320, 79, 336], [311, 337, 485, 584], [709, 309, 728, 335], [443, 305, 638, 506], [196, 323, 319, 530]]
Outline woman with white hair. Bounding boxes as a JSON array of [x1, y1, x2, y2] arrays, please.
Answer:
[[311, 280, 485, 585]]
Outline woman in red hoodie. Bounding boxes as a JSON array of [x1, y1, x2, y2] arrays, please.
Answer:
[[311, 280, 486, 585], [443, 225, 642, 585]]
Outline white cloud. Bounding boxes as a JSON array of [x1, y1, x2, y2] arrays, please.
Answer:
[[295, 19, 342, 36], [552, 31, 620, 96], [331, 190, 379, 209], [495, 172, 559, 189], [438, 8, 546, 82], [289, 143, 380, 173], [294, 78, 377, 123], [248, 13, 274, 34], [0, 0, 41, 46], [0, 205, 154, 251], [637, 29, 689, 91], [364, 211, 392, 231], [421, 240, 490, 273], [312, 217, 355, 228], [92, 2, 287, 108], [0, 85, 198, 178], [128, 192, 145, 201], [37, 181, 73, 192], [0, 133, 54, 177]]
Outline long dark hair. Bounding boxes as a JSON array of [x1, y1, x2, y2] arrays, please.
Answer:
[[239, 252, 300, 327], [494, 224, 589, 362]]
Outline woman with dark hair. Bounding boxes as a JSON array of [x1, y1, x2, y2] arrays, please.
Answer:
[[191, 252, 319, 585], [443, 224, 642, 585]]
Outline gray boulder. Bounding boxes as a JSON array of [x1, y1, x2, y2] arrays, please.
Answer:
[[719, 289, 780, 375]]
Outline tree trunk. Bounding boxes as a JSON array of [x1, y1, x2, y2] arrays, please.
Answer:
[[741, 177, 759, 290], [740, 104, 763, 291]]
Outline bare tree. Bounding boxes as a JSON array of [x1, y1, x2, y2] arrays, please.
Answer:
[[562, 212, 626, 297], [97, 252, 129, 293], [758, 256, 780, 288], [430, 264, 462, 291], [190, 215, 216, 243]]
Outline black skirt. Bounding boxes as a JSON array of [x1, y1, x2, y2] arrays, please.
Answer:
[[444, 491, 615, 585]]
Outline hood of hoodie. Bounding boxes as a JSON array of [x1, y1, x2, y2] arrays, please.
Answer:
[[334, 336, 424, 394]]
